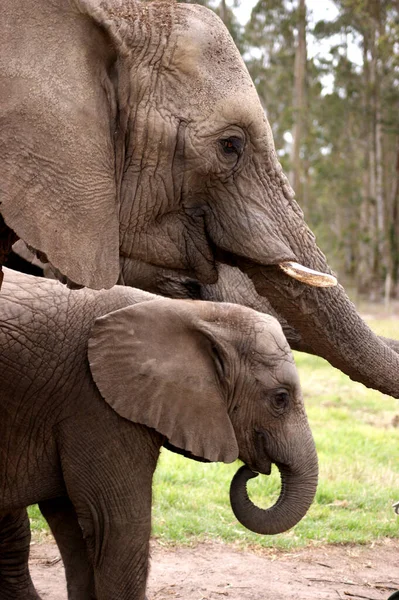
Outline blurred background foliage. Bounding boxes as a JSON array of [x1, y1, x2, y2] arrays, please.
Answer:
[[176, 0, 399, 302]]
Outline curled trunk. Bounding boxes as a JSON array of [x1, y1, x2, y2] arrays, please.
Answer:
[[230, 462, 318, 535]]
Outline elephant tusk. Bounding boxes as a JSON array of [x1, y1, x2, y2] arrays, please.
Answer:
[[279, 262, 338, 288]]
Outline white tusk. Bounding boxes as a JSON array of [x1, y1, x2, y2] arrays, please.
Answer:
[[279, 262, 338, 288]]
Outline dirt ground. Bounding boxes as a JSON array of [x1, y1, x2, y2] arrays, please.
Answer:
[[29, 539, 399, 600]]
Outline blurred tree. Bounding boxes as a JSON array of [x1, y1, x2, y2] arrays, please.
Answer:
[[313, 0, 399, 298], [289, 0, 307, 202], [243, 0, 296, 162]]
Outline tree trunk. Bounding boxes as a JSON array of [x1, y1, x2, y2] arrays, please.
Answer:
[[289, 0, 307, 200], [374, 2, 390, 301], [390, 138, 399, 293], [219, 0, 227, 25]]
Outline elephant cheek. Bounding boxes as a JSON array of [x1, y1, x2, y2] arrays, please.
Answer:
[[119, 205, 218, 283]]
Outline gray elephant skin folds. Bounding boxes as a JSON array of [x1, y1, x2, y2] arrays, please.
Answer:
[[0, 269, 317, 599]]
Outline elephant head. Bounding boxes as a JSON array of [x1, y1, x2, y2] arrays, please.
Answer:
[[1, 0, 331, 288], [2, 0, 399, 397], [88, 298, 318, 535]]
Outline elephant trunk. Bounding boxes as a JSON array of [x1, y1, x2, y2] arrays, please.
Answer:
[[230, 458, 318, 535], [238, 260, 399, 399]]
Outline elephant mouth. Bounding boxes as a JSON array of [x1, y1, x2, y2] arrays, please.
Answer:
[[253, 429, 289, 476], [49, 259, 338, 292], [247, 458, 272, 477]]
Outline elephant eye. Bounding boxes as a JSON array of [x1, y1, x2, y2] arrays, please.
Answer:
[[219, 136, 244, 157], [271, 390, 290, 413]]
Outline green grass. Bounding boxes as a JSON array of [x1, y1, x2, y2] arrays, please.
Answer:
[[28, 505, 49, 541], [29, 312, 399, 549]]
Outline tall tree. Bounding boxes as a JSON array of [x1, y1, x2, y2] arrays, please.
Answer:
[[289, 0, 307, 201], [244, 0, 297, 163], [312, 0, 399, 297]]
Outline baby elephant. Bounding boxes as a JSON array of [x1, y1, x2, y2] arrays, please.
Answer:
[[0, 269, 318, 600]]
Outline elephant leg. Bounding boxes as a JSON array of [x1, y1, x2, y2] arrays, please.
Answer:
[[0, 509, 41, 600], [39, 497, 96, 600], [68, 487, 152, 600], [58, 415, 161, 600], [83, 521, 151, 600]]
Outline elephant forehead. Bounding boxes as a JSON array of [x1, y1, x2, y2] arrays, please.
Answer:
[[252, 349, 299, 392], [169, 5, 258, 113], [252, 316, 293, 359]]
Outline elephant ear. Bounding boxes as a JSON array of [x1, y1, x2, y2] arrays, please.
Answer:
[[0, 0, 120, 289], [88, 300, 239, 463]]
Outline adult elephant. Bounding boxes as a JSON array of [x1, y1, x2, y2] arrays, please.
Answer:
[[1, 0, 399, 397]]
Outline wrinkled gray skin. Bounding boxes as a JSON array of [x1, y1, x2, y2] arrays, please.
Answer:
[[118, 257, 301, 342], [0, 268, 317, 600], [2, 0, 399, 397]]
